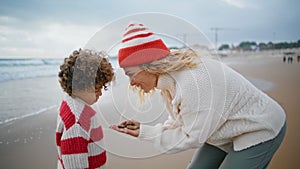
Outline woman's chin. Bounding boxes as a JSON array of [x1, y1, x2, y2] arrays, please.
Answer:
[[143, 88, 155, 94], [142, 87, 151, 93]]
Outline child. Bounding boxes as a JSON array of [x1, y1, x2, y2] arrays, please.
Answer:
[[56, 49, 114, 169]]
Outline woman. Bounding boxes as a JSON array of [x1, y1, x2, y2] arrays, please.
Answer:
[[110, 23, 286, 169]]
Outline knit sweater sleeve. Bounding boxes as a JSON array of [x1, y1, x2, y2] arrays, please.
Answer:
[[60, 123, 90, 169], [138, 105, 211, 154], [138, 70, 214, 154]]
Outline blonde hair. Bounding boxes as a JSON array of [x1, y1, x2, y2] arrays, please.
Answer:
[[141, 48, 200, 74], [133, 48, 200, 102]]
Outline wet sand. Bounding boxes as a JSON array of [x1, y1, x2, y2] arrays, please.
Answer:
[[0, 109, 58, 169]]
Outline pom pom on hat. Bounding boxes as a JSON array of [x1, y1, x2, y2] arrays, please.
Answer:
[[118, 23, 170, 68]]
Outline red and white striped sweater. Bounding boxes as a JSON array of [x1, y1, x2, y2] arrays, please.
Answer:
[[56, 95, 106, 169]]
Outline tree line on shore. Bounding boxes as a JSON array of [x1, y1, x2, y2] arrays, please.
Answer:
[[219, 39, 300, 51]]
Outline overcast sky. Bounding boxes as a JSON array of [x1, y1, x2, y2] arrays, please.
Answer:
[[0, 0, 299, 58]]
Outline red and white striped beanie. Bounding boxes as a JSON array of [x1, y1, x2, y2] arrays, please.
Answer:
[[118, 23, 170, 68]]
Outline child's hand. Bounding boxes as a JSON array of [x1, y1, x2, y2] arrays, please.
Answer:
[[110, 120, 140, 137]]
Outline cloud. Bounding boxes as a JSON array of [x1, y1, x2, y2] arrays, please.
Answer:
[[0, 16, 19, 23], [221, 0, 258, 9], [0, 0, 299, 58], [0, 22, 102, 58]]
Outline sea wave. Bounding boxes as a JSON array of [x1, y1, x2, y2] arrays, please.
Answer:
[[0, 65, 60, 82], [0, 105, 58, 126], [0, 58, 63, 82], [0, 58, 118, 82], [0, 58, 63, 66]]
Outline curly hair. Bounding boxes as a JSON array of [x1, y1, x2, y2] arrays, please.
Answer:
[[58, 49, 114, 97]]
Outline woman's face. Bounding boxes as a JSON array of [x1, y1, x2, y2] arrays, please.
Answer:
[[124, 67, 158, 93]]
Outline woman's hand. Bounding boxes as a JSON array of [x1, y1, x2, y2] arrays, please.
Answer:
[[109, 120, 140, 137]]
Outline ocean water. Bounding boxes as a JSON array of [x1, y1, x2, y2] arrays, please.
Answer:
[[0, 58, 119, 125], [0, 58, 63, 82], [0, 57, 273, 126], [0, 58, 119, 83]]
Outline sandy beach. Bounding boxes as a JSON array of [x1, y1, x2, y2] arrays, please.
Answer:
[[224, 54, 300, 169], [1, 51, 299, 169], [0, 109, 58, 169]]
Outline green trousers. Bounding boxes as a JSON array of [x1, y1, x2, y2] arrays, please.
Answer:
[[187, 123, 286, 169]]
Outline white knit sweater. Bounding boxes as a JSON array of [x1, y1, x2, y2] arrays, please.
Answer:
[[138, 58, 286, 153]]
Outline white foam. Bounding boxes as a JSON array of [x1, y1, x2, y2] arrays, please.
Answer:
[[0, 105, 57, 125]]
